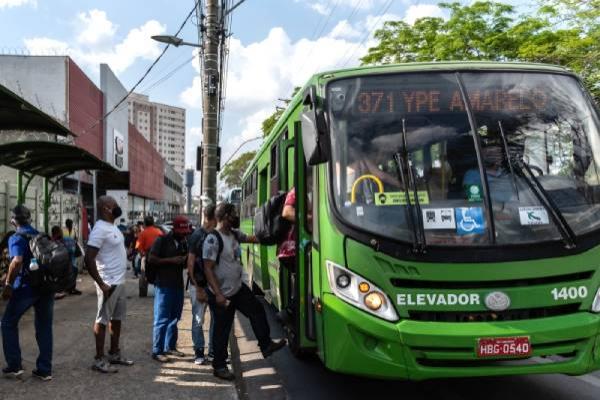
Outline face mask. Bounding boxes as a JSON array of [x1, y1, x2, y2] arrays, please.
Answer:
[[112, 206, 123, 219], [230, 215, 240, 229]]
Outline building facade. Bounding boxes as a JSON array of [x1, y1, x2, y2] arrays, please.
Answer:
[[127, 93, 186, 177], [0, 55, 184, 233]]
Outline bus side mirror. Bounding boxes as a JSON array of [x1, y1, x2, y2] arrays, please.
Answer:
[[301, 86, 330, 166]]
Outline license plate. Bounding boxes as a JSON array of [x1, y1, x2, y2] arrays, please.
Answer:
[[477, 337, 532, 358]]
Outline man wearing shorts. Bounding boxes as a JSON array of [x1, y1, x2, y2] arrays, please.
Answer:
[[85, 196, 134, 373]]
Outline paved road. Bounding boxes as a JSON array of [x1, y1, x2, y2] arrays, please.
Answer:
[[0, 275, 237, 400], [254, 299, 600, 400]]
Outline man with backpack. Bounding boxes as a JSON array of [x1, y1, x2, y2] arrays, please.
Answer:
[[1, 205, 54, 381], [203, 203, 286, 381], [186, 204, 217, 365], [147, 216, 190, 363], [85, 196, 134, 373]]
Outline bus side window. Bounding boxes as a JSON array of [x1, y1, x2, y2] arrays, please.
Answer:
[[270, 142, 279, 196]]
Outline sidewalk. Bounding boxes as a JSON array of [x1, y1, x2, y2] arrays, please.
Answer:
[[0, 274, 238, 400]]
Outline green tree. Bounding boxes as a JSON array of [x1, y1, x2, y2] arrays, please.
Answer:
[[361, 1, 599, 102], [261, 86, 303, 138], [219, 150, 256, 188]]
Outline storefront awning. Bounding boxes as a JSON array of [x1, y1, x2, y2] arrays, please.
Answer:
[[0, 84, 72, 136], [0, 141, 118, 177]]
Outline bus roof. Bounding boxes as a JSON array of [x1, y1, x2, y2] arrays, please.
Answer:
[[241, 61, 573, 181]]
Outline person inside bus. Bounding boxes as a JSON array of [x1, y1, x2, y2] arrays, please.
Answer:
[[462, 136, 515, 204], [276, 187, 296, 325]]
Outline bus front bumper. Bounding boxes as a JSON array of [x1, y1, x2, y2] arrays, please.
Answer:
[[322, 294, 600, 380]]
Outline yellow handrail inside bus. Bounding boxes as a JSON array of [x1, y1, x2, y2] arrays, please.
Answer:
[[350, 174, 384, 204]]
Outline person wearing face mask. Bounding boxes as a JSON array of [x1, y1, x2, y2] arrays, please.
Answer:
[[147, 216, 191, 363], [85, 196, 134, 373], [202, 203, 286, 380]]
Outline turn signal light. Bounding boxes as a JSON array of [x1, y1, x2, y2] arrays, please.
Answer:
[[359, 282, 370, 293]]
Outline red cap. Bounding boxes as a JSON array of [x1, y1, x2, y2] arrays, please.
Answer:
[[172, 215, 192, 234]]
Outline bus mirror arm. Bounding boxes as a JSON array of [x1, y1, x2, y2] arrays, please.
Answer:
[[302, 86, 331, 166]]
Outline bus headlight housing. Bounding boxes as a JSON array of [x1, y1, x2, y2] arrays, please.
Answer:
[[592, 287, 600, 312], [326, 260, 399, 322]]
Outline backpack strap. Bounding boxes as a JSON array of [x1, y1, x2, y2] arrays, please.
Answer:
[[210, 230, 225, 265]]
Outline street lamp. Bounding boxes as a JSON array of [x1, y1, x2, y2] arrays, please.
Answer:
[[151, 35, 202, 48]]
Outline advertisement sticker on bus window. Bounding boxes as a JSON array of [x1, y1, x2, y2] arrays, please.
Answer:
[[356, 206, 364, 217], [455, 207, 485, 235], [519, 206, 549, 225], [422, 208, 456, 230], [374, 191, 430, 206], [466, 184, 483, 202]]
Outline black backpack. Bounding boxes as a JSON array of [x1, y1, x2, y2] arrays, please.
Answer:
[[20, 233, 72, 293], [147, 233, 188, 285], [253, 192, 290, 245]]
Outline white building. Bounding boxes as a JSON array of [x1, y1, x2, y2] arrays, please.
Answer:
[[128, 93, 186, 177]]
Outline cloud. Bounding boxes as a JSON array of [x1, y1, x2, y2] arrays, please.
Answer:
[[23, 11, 166, 75], [297, 0, 391, 15], [76, 9, 117, 47], [328, 20, 362, 40], [403, 4, 445, 25], [0, 0, 36, 9]]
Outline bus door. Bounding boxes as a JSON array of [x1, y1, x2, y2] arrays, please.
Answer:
[[257, 165, 270, 295], [289, 121, 318, 355]]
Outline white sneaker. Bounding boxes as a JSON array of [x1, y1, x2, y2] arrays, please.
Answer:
[[194, 356, 205, 365]]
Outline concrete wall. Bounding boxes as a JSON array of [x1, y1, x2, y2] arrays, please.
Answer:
[[0, 55, 68, 123], [128, 123, 163, 200], [100, 64, 129, 171]]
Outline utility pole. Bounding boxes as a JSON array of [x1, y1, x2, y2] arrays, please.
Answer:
[[201, 0, 220, 204]]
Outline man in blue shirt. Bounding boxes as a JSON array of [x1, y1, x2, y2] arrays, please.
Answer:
[[1, 205, 54, 381]]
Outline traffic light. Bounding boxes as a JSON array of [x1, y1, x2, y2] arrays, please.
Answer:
[[196, 144, 202, 171]]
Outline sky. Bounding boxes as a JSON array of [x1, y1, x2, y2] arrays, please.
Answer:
[[0, 0, 528, 194]]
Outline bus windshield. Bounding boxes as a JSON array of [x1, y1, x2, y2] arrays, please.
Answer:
[[327, 71, 600, 246]]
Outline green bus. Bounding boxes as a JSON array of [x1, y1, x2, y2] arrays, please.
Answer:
[[239, 62, 600, 380]]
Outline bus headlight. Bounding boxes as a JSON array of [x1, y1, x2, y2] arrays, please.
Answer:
[[592, 287, 600, 312], [326, 260, 399, 322]]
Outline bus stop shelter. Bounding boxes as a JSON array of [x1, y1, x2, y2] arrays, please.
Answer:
[[0, 83, 118, 231]]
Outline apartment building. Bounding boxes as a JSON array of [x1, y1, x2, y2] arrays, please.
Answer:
[[128, 93, 186, 177]]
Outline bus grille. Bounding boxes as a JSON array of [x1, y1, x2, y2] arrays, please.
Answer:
[[390, 271, 594, 290], [408, 304, 581, 322]]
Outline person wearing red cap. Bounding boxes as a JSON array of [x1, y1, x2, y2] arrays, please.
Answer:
[[147, 215, 191, 363]]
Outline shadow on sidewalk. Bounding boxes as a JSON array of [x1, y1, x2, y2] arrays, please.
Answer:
[[0, 275, 237, 400]]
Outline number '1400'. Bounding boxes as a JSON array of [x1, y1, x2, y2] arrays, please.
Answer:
[[551, 286, 588, 301]]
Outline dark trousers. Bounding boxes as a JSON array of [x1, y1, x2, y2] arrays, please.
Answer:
[[208, 283, 271, 370]]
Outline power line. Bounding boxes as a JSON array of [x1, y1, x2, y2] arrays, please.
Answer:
[[79, 1, 200, 136], [340, 0, 395, 68]]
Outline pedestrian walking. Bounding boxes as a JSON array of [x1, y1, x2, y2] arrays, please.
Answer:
[[85, 196, 134, 373], [203, 203, 286, 381], [147, 216, 190, 363], [1, 205, 54, 381], [186, 205, 217, 365], [62, 218, 82, 295]]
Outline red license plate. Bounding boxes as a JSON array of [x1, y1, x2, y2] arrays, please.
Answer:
[[477, 337, 532, 358]]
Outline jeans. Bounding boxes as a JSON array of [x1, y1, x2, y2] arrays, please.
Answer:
[[133, 253, 141, 276], [152, 285, 184, 355], [208, 283, 271, 370], [1, 287, 54, 374], [189, 285, 214, 357]]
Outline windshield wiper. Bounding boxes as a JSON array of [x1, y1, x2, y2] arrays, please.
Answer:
[[497, 121, 520, 201], [392, 118, 426, 253], [512, 156, 576, 249]]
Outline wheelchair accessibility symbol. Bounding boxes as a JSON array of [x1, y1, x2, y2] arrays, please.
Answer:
[[455, 207, 485, 235]]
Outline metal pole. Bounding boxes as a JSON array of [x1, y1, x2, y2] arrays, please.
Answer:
[[43, 177, 49, 233], [92, 171, 97, 224], [201, 0, 220, 204], [17, 170, 23, 205]]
